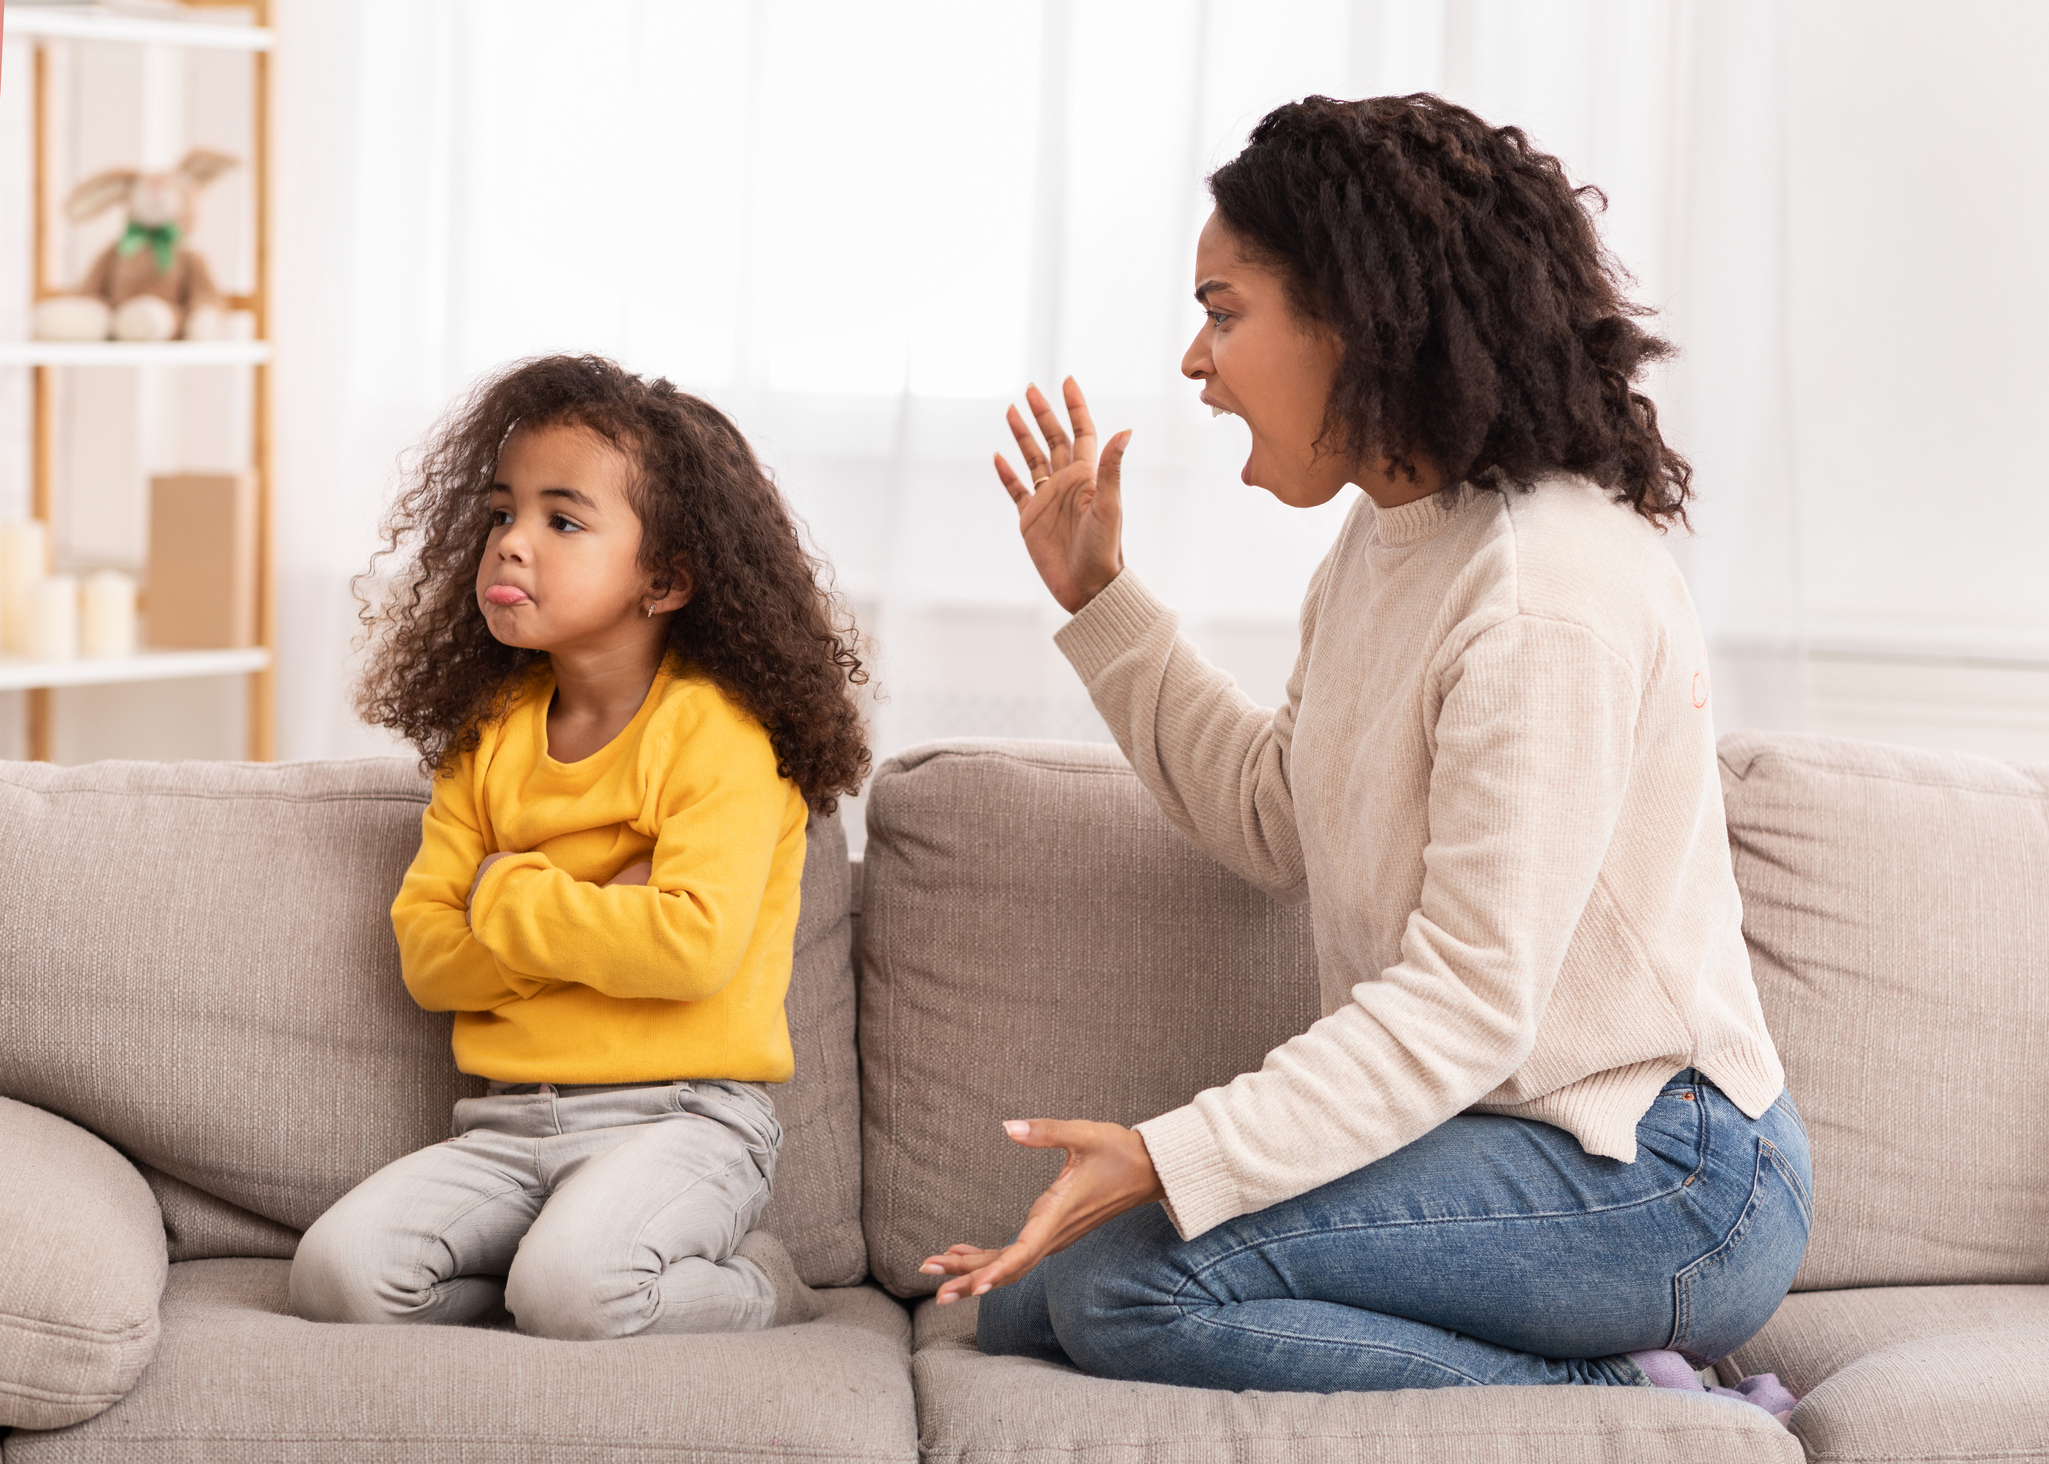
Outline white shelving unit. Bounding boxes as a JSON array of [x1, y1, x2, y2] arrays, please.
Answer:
[[0, 339, 271, 366], [4, 7, 272, 52], [7, 1, 275, 760], [0, 647, 268, 692]]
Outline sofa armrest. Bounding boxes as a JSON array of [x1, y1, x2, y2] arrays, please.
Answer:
[[0, 1097, 167, 1430]]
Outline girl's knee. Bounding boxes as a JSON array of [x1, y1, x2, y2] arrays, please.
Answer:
[[288, 1210, 409, 1324], [504, 1246, 642, 1340]]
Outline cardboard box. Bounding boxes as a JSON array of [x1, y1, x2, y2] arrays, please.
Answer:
[[147, 473, 257, 648]]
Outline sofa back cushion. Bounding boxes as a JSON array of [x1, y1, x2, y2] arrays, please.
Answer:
[[1719, 732, 2049, 1290], [0, 758, 864, 1287], [859, 740, 1321, 1295]]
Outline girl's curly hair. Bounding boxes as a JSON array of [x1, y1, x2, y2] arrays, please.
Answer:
[[1209, 93, 1691, 528], [356, 355, 869, 813]]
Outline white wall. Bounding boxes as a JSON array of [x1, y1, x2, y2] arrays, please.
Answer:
[[1786, 0, 2049, 650], [1777, 0, 2049, 758]]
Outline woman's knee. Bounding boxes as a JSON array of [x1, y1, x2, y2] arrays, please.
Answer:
[[976, 1263, 1066, 1362], [1039, 1203, 1190, 1374]]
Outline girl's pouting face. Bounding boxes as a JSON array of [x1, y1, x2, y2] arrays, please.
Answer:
[[1180, 211, 1355, 509], [476, 423, 671, 654]]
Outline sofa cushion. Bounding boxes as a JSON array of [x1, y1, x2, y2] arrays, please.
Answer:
[[1723, 1287, 2049, 1463], [757, 815, 867, 1284], [134, 1164, 302, 1262], [1721, 1283, 2049, 1398], [0, 1099, 167, 1430], [910, 1299, 1801, 1464], [2, 1260, 915, 1464], [859, 740, 1320, 1295], [0, 758, 864, 1287], [1774, 1331, 2049, 1464], [1717, 733, 2049, 1290]]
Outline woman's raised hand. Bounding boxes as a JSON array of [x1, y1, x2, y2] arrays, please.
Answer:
[[920, 1118, 1164, 1304], [995, 378, 1130, 615]]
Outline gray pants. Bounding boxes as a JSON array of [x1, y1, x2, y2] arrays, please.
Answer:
[[289, 1080, 781, 1339]]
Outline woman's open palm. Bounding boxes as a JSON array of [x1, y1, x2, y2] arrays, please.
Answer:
[[995, 377, 1130, 615], [921, 1118, 1164, 1304]]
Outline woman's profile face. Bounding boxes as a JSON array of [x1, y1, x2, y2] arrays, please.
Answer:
[[1181, 211, 1353, 509]]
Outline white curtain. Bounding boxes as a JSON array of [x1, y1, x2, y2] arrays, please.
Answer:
[[263, 0, 1801, 784]]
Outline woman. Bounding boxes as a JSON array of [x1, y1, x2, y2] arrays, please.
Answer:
[[921, 94, 1811, 1419]]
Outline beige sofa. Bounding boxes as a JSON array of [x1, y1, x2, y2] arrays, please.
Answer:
[[1, 731, 2044, 1463]]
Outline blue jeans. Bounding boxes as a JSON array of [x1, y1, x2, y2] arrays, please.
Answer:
[[979, 1073, 1811, 1392]]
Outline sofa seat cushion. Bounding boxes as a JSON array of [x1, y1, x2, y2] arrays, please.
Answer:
[[909, 1301, 1802, 1464], [1722, 1285, 2049, 1462], [4, 1260, 916, 1464]]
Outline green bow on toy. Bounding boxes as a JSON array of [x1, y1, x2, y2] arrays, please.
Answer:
[[116, 221, 182, 274]]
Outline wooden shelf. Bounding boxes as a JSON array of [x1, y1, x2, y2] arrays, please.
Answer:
[[3, 8, 272, 52], [0, 340, 271, 366], [0, 646, 270, 692]]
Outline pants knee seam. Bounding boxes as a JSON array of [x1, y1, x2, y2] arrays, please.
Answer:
[[626, 1155, 768, 1263], [1172, 1190, 1699, 1310], [403, 1181, 530, 1306], [511, 1156, 770, 1338], [1152, 1304, 1492, 1388]]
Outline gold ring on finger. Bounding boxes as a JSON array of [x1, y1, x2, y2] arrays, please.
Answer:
[[1031, 475, 1051, 488]]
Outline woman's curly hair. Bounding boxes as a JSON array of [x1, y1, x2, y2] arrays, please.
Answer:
[[1209, 93, 1691, 528], [356, 355, 869, 813]]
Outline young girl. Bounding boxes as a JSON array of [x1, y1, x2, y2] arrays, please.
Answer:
[[289, 354, 868, 1340]]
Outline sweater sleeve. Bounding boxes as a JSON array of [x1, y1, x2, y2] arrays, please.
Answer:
[[1053, 568, 1329, 900], [392, 764, 551, 1012], [465, 709, 789, 1002], [1132, 614, 1642, 1238]]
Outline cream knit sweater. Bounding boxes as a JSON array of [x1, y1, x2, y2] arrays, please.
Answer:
[[1055, 477, 1785, 1241]]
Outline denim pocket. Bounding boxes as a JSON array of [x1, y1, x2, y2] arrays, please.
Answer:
[[674, 1081, 783, 1180], [1635, 1083, 1711, 1189], [1668, 1137, 1812, 1363], [1759, 1136, 1812, 1229]]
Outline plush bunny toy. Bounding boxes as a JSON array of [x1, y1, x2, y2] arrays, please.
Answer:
[[32, 149, 240, 343]]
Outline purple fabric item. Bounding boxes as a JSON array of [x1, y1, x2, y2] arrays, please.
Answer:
[[1626, 1349, 1705, 1390], [1626, 1349, 1799, 1427], [1710, 1372, 1800, 1421]]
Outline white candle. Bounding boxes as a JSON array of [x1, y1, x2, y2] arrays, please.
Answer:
[[25, 576, 79, 662], [0, 520, 50, 654], [81, 569, 138, 659]]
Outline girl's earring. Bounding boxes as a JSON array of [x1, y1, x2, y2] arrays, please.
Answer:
[[645, 602, 655, 619]]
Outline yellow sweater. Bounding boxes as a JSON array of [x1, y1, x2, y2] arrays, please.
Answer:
[[391, 661, 808, 1084]]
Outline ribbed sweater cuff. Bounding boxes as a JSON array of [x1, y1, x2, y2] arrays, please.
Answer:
[[1053, 571, 1173, 685], [1134, 1104, 1243, 1241]]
